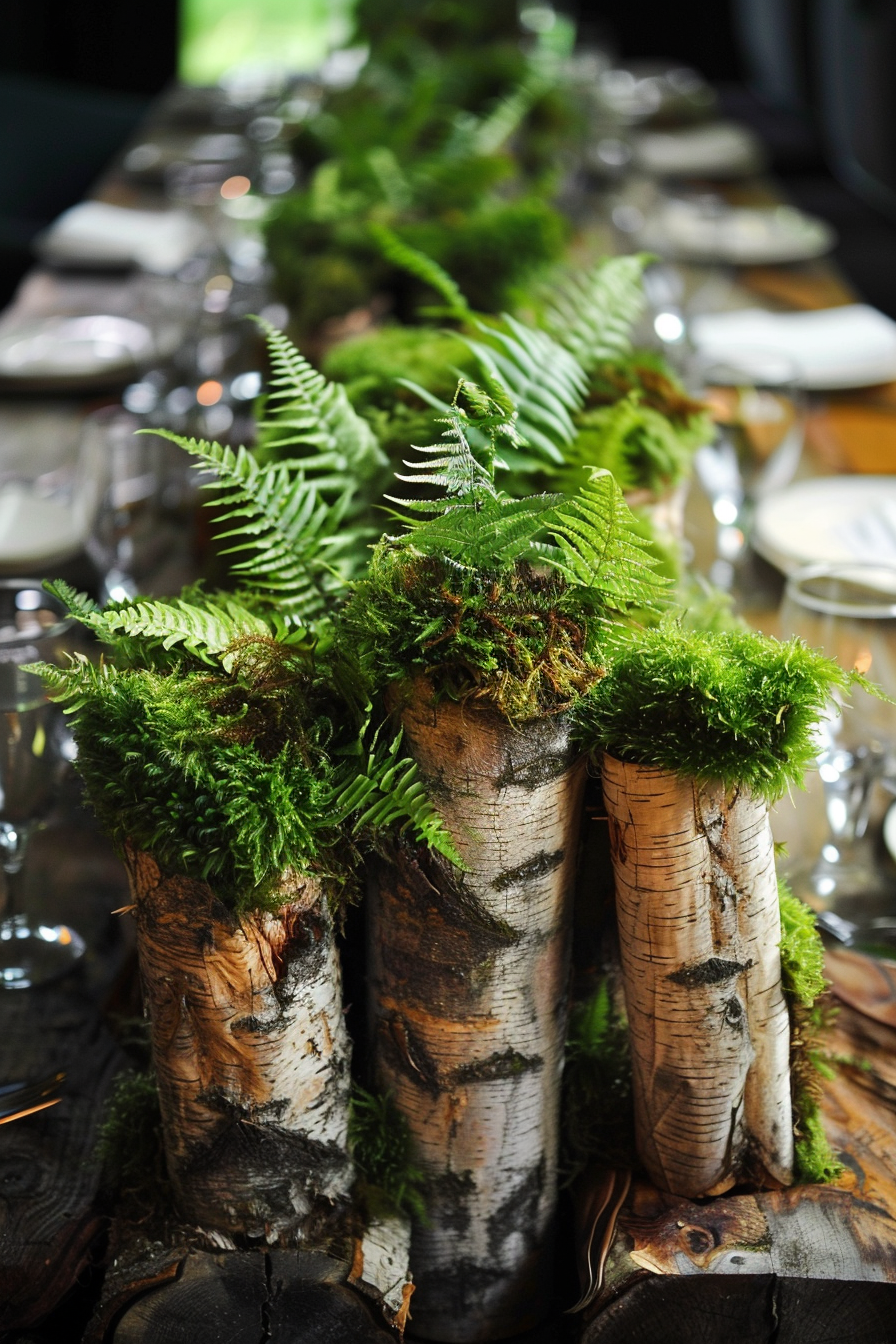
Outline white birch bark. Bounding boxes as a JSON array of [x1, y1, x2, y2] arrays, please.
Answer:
[[368, 681, 587, 1342], [126, 845, 353, 1242], [600, 756, 793, 1198]]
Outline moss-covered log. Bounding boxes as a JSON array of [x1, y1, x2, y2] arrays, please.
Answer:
[[601, 757, 793, 1198], [368, 682, 586, 1341], [127, 846, 353, 1242]]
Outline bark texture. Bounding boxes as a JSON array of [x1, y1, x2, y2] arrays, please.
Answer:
[[369, 683, 587, 1342], [601, 757, 793, 1198], [127, 847, 353, 1242]]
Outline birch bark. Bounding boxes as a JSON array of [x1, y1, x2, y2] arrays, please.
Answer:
[[126, 846, 353, 1242], [600, 756, 793, 1198], [368, 681, 587, 1342]]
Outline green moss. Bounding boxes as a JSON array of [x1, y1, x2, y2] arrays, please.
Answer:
[[62, 641, 347, 911], [573, 623, 855, 804], [349, 1086, 428, 1223], [778, 881, 844, 1184], [96, 1069, 169, 1196], [342, 551, 602, 722], [322, 326, 473, 410]]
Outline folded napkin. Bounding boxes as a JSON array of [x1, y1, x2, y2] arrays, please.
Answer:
[[631, 121, 765, 178], [690, 304, 896, 390], [37, 202, 206, 275]]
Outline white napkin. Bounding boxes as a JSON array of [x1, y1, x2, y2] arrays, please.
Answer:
[[690, 304, 896, 390], [632, 121, 764, 178], [37, 202, 206, 275]]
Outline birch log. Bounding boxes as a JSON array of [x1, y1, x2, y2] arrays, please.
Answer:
[[601, 757, 793, 1198], [126, 846, 353, 1242], [368, 681, 587, 1342]]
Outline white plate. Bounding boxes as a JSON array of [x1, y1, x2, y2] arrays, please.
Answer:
[[752, 476, 896, 574], [640, 201, 835, 265], [690, 304, 896, 391], [631, 121, 765, 178], [0, 315, 154, 389]]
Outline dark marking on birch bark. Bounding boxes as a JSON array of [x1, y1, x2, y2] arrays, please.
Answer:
[[492, 849, 565, 891], [178, 1122, 352, 1238], [450, 1048, 543, 1084], [426, 1170, 476, 1235], [369, 846, 520, 1017], [486, 1158, 547, 1258], [724, 997, 747, 1032], [495, 752, 574, 791], [668, 957, 754, 987]]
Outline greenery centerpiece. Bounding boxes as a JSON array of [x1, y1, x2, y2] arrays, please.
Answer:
[[31, 420, 456, 1264], [338, 375, 664, 1341], [572, 623, 856, 1197]]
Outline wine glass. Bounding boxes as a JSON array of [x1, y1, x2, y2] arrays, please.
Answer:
[[779, 562, 896, 949], [81, 407, 163, 603], [690, 347, 805, 593], [0, 581, 85, 989]]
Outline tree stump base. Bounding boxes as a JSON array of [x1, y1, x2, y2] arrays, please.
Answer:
[[577, 965, 896, 1343]]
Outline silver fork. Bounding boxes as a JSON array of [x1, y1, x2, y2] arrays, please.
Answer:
[[0, 1069, 65, 1124]]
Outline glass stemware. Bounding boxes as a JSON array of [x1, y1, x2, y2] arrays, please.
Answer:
[[779, 562, 896, 948], [690, 348, 805, 593], [0, 581, 85, 989]]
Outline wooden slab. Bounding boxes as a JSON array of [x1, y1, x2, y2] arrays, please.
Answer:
[[578, 997, 896, 1341], [88, 1247, 397, 1344]]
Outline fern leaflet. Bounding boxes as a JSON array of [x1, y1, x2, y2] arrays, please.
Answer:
[[541, 255, 650, 374]]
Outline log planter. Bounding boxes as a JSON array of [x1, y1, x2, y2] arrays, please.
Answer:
[[125, 845, 354, 1245], [368, 680, 587, 1342], [600, 756, 794, 1199]]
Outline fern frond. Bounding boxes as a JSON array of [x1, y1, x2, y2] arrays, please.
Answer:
[[541, 255, 649, 374], [333, 729, 463, 866], [253, 319, 386, 483], [96, 594, 273, 668], [544, 469, 667, 611], [150, 432, 356, 618], [368, 222, 472, 320], [404, 492, 563, 571], [461, 315, 587, 465], [25, 652, 123, 713], [387, 378, 519, 514]]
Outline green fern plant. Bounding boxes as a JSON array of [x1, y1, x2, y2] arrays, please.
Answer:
[[252, 318, 387, 487], [341, 377, 665, 720], [32, 588, 460, 910], [540, 254, 650, 373], [149, 433, 365, 621]]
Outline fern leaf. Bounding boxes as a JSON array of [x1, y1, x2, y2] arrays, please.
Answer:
[[546, 470, 667, 610], [541, 255, 650, 374], [253, 319, 386, 483], [461, 316, 587, 465], [149, 431, 355, 618], [387, 379, 517, 513], [368, 223, 472, 320], [97, 594, 272, 668], [334, 729, 463, 866]]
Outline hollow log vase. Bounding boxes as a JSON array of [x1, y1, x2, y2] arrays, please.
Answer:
[[125, 846, 353, 1242], [369, 684, 587, 1342], [601, 756, 794, 1198]]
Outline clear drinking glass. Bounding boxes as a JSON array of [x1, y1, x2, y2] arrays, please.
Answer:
[[779, 562, 896, 949], [82, 407, 163, 603], [0, 581, 85, 988], [691, 347, 805, 593]]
